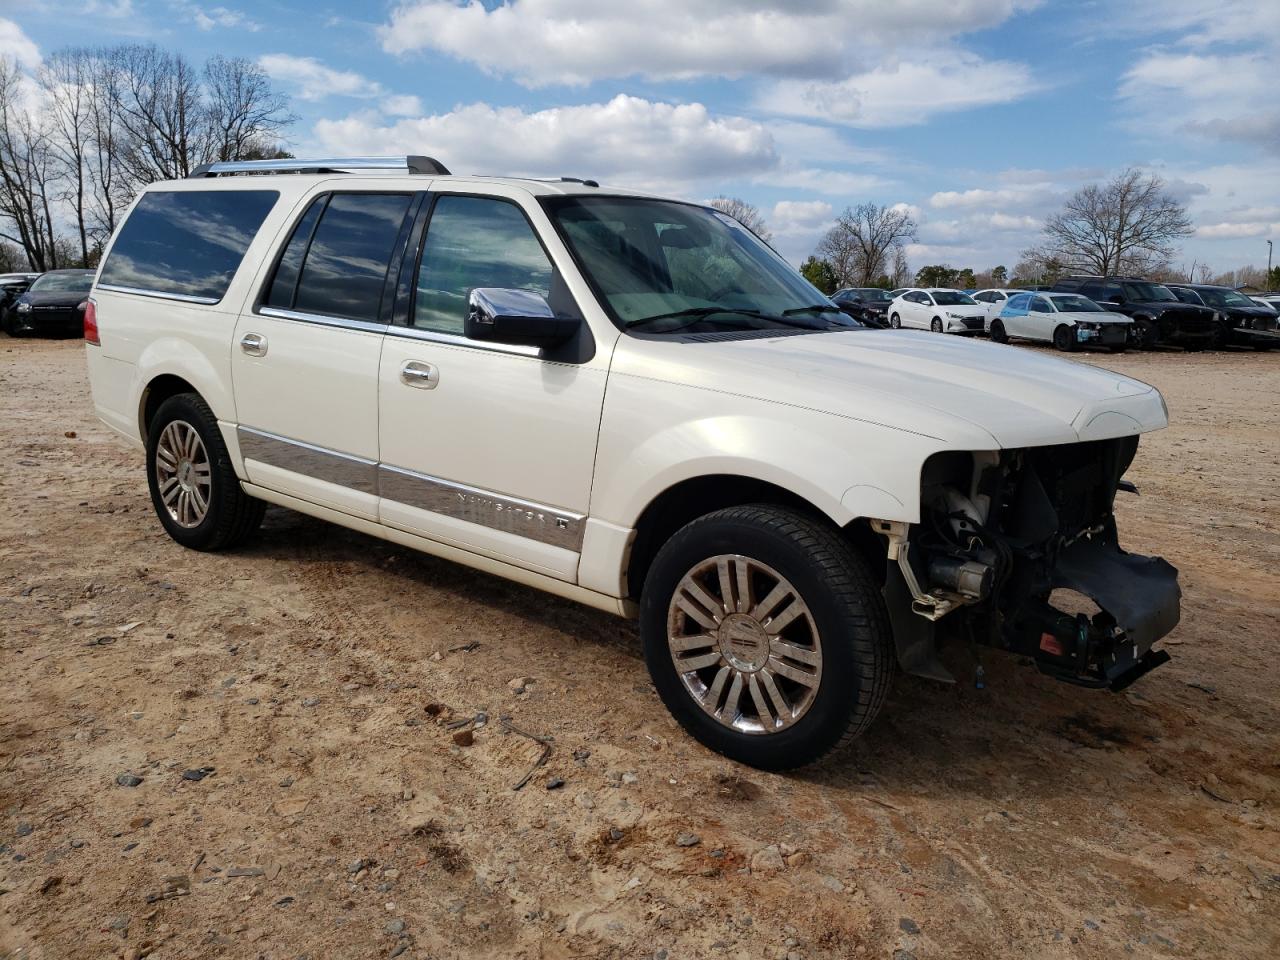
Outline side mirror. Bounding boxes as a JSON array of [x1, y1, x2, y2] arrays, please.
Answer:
[[465, 288, 579, 348]]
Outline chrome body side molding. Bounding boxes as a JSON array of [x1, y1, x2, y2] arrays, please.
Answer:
[[236, 426, 585, 551]]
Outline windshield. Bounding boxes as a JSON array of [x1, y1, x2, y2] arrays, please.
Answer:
[[1121, 281, 1177, 303], [29, 272, 93, 295], [1050, 294, 1103, 313], [854, 288, 893, 302], [1197, 288, 1255, 309], [544, 196, 854, 334], [931, 290, 977, 306]]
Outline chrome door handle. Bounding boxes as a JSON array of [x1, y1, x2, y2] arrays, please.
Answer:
[[400, 360, 438, 389], [239, 333, 267, 357]]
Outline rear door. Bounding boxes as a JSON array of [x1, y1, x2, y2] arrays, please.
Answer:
[[376, 187, 608, 582], [232, 189, 420, 520]]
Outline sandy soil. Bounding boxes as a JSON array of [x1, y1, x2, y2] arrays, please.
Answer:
[[2, 337, 1278, 960]]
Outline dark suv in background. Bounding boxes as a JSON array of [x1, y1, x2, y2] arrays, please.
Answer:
[[1165, 282, 1279, 350], [830, 287, 893, 328], [1051, 276, 1215, 350]]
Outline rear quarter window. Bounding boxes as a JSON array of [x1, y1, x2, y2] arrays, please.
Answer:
[[99, 190, 278, 302]]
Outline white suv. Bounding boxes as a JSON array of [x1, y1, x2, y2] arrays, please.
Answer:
[[84, 156, 1182, 769]]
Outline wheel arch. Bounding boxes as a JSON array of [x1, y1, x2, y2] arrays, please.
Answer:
[[624, 474, 888, 600], [139, 373, 199, 439]]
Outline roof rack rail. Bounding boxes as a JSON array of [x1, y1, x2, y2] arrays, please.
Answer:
[[188, 155, 451, 178]]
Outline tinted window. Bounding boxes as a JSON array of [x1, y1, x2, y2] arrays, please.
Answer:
[[265, 195, 327, 309], [1006, 293, 1030, 310], [932, 291, 976, 305], [413, 196, 553, 335], [292, 193, 412, 322], [29, 272, 94, 295], [1031, 296, 1052, 313], [100, 190, 277, 301], [1050, 294, 1102, 312]]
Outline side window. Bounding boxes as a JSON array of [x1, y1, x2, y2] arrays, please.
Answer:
[[285, 193, 413, 322], [1102, 282, 1123, 302], [993, 292, 1006, 302], [100, 189, 278, 301], [1031, 296, 1052, 313], [1006, 293, 1030, 310], [413, 196, 553, 335], [1079, 282, 1101, 298]]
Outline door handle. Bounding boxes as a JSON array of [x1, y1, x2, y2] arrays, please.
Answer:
[[240, 332, 267, 357], [400, 360, 438, 389]]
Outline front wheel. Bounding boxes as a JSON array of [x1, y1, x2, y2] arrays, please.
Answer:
[[990, 319, 1008, 344], [1134, 318, 1158, 350], [889, 313, 901, 329], [146, 393, 265, 551], [640, 505, 894, 770], [1053, 324, 1078, 352], [930, 317, 943, 333]]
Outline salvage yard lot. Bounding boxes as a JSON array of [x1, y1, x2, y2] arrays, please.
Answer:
[[2, 338, 1278, 960]]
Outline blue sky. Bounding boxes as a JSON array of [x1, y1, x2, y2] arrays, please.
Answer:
[[3, 0, 1278, 273]]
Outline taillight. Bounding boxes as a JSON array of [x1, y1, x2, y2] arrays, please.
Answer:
[[83, 299, 99, 345]]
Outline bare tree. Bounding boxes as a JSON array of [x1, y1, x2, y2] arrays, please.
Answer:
[[707, 196, 772, 243], [890, 245, 910, 288], [109, 44, 212, 182], [817, 203, 916, 287], [0, 58, 61, 270], [1034, 168, 1192, 276], [40, 50, 96, 265], [204, 56, 294, 163]]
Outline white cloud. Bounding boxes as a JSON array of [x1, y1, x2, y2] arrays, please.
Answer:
[[930, 186, 1052, 210], [757, 53, 1039, 127], [379, 0, 1038, 87], [382, 94, 423, 117], [770, 200, 834, 236], [258, 54, 382, 101], [308, 95, 780, 195], [1196, 221, 1278, 240], [189, 5, 261, 31], [1119, 48, 1280, 154], [0, 17, 41, 70]]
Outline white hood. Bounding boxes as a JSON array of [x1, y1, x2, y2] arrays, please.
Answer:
[[613, 329, 1167, 448]]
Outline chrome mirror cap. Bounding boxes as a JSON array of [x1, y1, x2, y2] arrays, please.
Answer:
[[465, 288, 578, 348]]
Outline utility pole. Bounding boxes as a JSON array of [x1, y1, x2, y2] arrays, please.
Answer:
[[1267, 240, 1273, 289]]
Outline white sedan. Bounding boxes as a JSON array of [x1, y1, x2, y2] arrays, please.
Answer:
[[971, 288, 1031, 331], [992, 291, 1133, 352], [888, 288, 987, 334]]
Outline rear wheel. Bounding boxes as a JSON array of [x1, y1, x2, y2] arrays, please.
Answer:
[[930, 317, 943, 333], [889, 313, 901, 329], [146, 393, 265, 551], [989, 319, 1008, 344], [640, 505, 894, 770], [1053, 324, 1077, 352]]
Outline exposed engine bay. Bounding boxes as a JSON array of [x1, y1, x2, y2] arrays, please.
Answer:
[[874, 436, 1181, 690]]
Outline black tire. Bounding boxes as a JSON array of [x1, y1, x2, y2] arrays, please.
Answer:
[[1134, 318, 1158, 350], [1053, 324, 1077, 352], [930, 317, 943, 333], [989, 319, 1008, 344], [146, 393, 265, 551], [889, 313, 901, 329], [1107, 343, 1128, 353], [640, 505, 894, 770]]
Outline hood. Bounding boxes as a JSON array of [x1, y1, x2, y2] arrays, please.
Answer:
[[1222, 305, 1276, 319], [21, 289, 91, 308], [938, 303, 985, 316], [1065, 310, 1132, 324], [614, 329, 1166, 449], [1141, 300, 1213, 317]]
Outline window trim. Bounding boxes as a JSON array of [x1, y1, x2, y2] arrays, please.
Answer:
[[100, 188, 280, 306]]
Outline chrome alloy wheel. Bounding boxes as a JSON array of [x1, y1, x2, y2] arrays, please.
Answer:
[[667, 555, 822, 735], [154, 419, 212, 529]]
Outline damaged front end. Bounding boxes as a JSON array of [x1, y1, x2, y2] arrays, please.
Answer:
[[873, 436, 1180, 691]]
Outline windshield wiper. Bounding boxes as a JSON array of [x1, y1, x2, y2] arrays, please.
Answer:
[[622, 306, 828, 332], [781, 304, 844, 316]]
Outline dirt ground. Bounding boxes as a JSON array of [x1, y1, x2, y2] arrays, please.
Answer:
[[2, 336, 1278, 960]]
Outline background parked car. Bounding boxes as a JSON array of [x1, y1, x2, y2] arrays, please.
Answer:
[[0, 272, 41, 329], [1051, 275, 1215, 350], [971, 287, 1030, 331], [888, 288, 986, 334], [1166, 282, 1280, 350], [992, 291, 1132, 352], [830, 287, 893, 328], [3, 269, 95, 337]]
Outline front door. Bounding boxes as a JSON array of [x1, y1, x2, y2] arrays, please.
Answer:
[[376, 189, 609, 582], [232, 189, 418, 521]]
